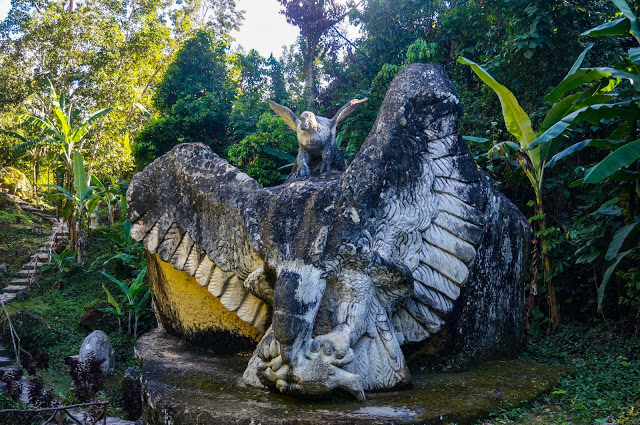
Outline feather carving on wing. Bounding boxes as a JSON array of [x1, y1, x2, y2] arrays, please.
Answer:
[[344, 68, 488, 345], [317, 64, 488, 391]]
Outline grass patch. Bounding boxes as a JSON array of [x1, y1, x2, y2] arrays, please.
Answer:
[[3, 224, 153, 418], [0, 199, 51, 283], [477, 323, 640, 425]]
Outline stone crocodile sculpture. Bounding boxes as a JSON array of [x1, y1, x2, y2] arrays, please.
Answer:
[[127, 64, 530, 401]]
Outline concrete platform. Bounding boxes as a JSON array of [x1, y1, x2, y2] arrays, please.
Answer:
[[136, 329, 562, 425]]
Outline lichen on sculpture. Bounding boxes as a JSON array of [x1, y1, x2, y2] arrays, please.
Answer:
[[127, 63, 530, 402]]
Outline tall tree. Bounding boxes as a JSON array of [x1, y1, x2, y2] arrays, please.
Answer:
[[0, 0, 177, 179], [228, 49, 269, 141], [267, 54, 289, 105], [277, 0, 356, 108], [134, 30, 235, 166], [173, 0, 244, 39]]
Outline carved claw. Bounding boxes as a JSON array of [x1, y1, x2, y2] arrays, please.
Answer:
[[254, 329, 365, 401], [317, 161, 332, 175], [294, 164, 311, 178], [309, 328, 353, 367]]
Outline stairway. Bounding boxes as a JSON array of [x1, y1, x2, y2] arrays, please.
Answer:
[[0, 202, 70, 303]]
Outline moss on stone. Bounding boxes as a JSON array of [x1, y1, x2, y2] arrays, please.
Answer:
[[0, 167, 32, 197], [137, 329, 563, 425]]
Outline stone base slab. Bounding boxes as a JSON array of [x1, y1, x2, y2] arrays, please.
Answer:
[[136, 329, 561, 425]]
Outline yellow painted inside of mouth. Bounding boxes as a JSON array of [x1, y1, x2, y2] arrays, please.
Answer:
[[147, 254, 262, 348]]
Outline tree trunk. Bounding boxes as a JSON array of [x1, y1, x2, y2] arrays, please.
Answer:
[[535, 192, 559, 325], [32, 153, 38, 197], [68, 0, 74, 12], [304, 39, 317, 110]]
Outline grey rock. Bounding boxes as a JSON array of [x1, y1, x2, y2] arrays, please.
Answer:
[[127, 64, 529, 401], [79, 330, 114, 374]]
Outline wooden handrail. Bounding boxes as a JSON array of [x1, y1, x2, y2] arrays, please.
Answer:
[[0, 401, 109, 425], [0, 295, 21, 366]]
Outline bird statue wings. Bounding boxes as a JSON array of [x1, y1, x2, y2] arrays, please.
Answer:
[[127, 64, 508, 401]]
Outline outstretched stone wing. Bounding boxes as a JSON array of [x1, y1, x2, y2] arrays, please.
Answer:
[[337, 64, 488, 346], [127, 143, 270, 332]]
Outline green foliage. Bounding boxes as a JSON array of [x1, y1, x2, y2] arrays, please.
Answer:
[[0, 1, 184, 182], [91, 175, 127, 227], [45, 152, 101, 263], [8, 77, 117, 180], [101, 267, 151, 339], [228, 49, 270, 142], [0, 166, 32, 196], [0, 195, 50, 283], [376, 39, 437, 82], [227, 113, 298, 186], [91, 221, 146, 272], [10, 229, 151, 386], [547, 0, 640, 317], [41, 249, 78, 282], [527, 323, 640, 424], [134, 30, 235, 166]]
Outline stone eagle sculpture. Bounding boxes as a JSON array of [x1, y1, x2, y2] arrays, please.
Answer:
[[127, 64, 529, 402]]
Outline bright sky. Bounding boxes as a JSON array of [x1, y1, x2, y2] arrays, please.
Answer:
[[0, 1, 9, 21], [232, 0, 300, 58], [0, 0, 355, 59]]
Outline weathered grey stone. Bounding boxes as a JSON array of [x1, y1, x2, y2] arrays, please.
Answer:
[[136, 329, 561, 425], [79, 330, 114, 374], [127, 64, 530, 401]]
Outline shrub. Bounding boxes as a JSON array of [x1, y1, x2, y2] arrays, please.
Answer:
[[68, 352, 105, 403]]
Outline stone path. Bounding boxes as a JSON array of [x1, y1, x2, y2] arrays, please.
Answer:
[[0, 200, 69, 304], [0, 202, 135, 424]]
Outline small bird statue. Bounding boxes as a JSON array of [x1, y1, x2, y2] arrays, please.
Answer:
[[268, 98, 367, 179]]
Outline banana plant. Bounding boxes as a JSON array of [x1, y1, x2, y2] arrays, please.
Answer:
[[41, 248, 77, 282], [102, 285, 124, 335], [10, 77, 116, 170], [91, 175, 126, 226], [6, 77, 117, 198], [459, 59, 584, 325], [527, 0, 640, 312], [45, 152, 100, 263], [102, 267, 151, 338], [90, 220, 146, 271], [460, 0, 640, 321], [459, 41, 629, 325]]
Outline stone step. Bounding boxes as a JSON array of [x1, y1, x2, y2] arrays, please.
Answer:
[[22, 204, 54, 212], [16, 270, 35, 278], [32, 253, 51, 261], [0, 357, 14, 367], [20, 206, 41, 213], [10, 278, 31, 285], [1, 285, 28, 294], [0, 293, 17, 303], [23, 262, 44, 270]]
